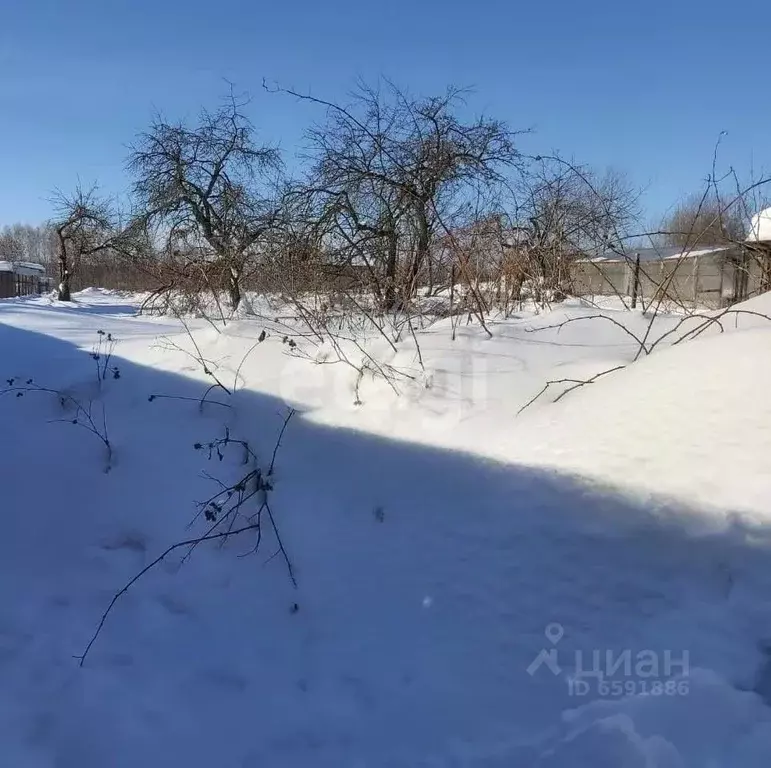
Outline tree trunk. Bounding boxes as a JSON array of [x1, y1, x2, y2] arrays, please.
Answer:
[[58, 252, 71, 302], [228, 265, 241, 311], [409, 207, 430, 300], [630, 253, 641, 309], [383, 231, 398, 310]]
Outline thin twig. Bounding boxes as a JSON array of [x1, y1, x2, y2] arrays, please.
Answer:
[[147, 393, 231, 409], [264, 501, 297, 588], [517, 365, 625, 415], [524, 314, 645, 351], [75, 522, 262, 666], [269, 408, 295, 475]]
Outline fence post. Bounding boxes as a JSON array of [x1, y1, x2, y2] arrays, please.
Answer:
[[630, 253, 641, 309]]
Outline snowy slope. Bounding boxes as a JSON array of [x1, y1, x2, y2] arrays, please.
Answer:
[[508, 324, 771, 517], [2, 290, 771, 766]]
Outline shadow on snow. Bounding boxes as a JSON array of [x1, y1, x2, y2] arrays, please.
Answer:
[[1, 318, 771, 767]]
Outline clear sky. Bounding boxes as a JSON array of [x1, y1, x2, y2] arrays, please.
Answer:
[[0, 0, 767, 227]]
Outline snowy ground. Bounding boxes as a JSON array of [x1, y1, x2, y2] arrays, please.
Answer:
[[2, 288, 771, 766]]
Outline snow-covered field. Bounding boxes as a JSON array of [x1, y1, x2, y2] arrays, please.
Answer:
[[2, 288, 771, 766]]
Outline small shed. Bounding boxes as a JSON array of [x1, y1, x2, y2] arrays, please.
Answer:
[[0, 261, 51, 299], [572, 243, 763, 309]]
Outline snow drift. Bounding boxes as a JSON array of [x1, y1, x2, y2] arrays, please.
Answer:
[[1, 290, 771, 767]]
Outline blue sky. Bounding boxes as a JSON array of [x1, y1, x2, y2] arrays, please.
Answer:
[[0, 0, 766, 226]]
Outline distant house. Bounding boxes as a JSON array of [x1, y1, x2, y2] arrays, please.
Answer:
[[0, 261, 51, 299], [572, 210, 771, 309]]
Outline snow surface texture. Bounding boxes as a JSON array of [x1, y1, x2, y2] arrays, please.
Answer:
[[1, 289, 771, 766]]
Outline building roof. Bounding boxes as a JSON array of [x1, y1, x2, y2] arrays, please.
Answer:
[[0, 261, 47, 275], [747, 208, 771, 243], [16, 261, 46, 273], [578, 244, 732, 264]]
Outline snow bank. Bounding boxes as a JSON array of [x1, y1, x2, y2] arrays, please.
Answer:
[[506, 324, 771, 518], [1, 290, 771, 767], [727, 288, 771, 322], [537, 669, 771, 766]]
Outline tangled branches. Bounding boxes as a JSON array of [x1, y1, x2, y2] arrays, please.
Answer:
[[1, 378, 113, 472], [75, 408, 296, 666]]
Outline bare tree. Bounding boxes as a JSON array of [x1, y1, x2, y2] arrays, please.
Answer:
[[128, 93, 282, 311], [510, 158, 640, 305], [0, 228, 24, 261], [662, 192, 745, 247], [0, 223, 57, 266], [276, 80, 520, 311], [51, 185, 116, 301]]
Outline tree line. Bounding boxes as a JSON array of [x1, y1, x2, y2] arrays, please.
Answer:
[[0, 81, 764, 312]]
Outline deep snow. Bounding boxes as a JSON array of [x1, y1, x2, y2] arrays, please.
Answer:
[[1, 289, 771, 766]]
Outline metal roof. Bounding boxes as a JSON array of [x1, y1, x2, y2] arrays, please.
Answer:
[[578, 244, 733, 264], [0, 261, 47, 275]]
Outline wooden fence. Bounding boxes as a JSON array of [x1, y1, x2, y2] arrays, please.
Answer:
[[0, 271, 49, 299]]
